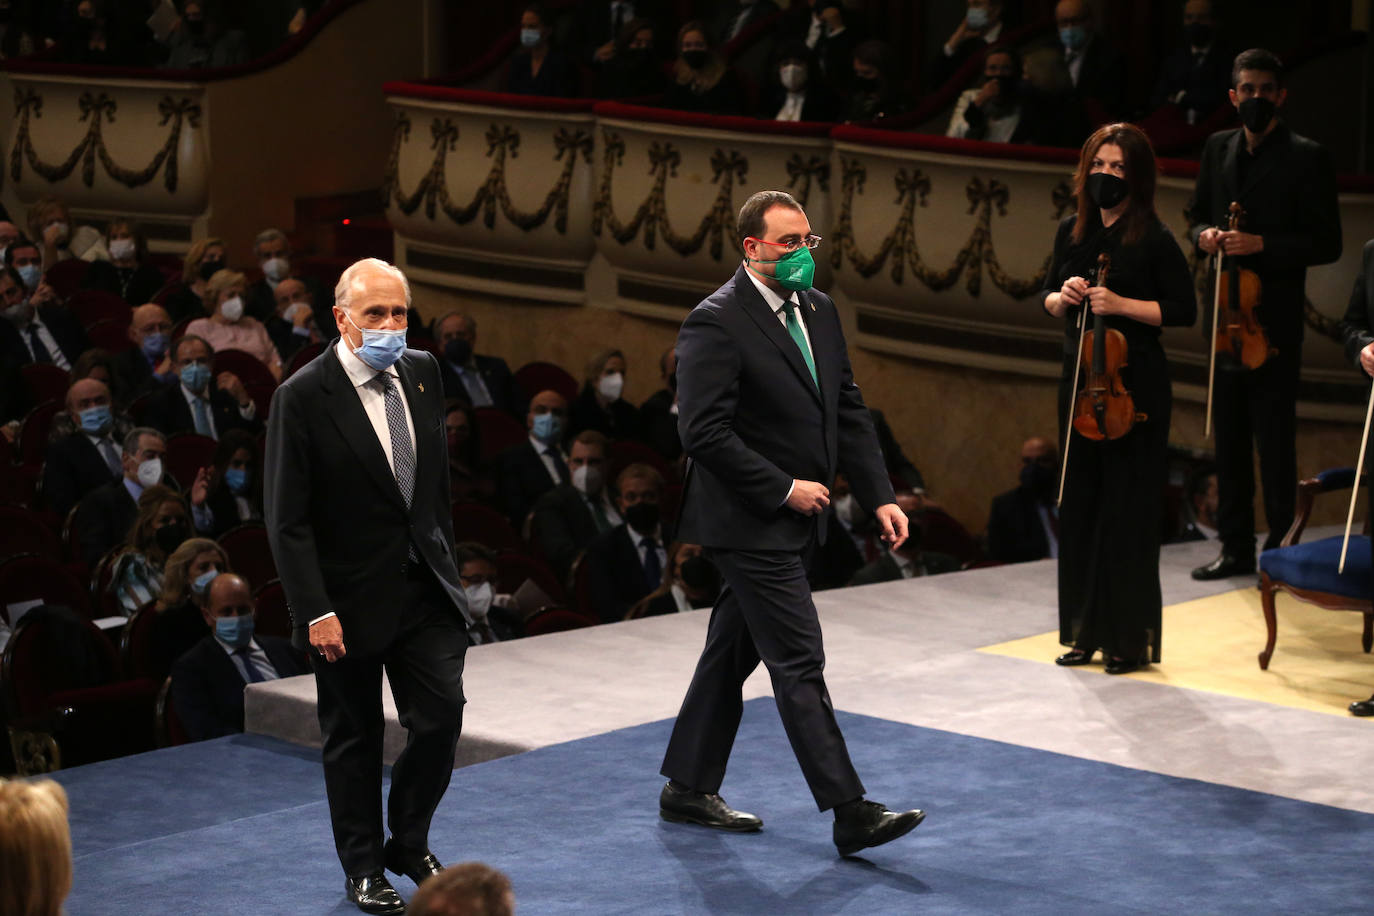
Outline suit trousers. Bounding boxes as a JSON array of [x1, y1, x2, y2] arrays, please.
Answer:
[[660, 544, 864, 811], [1213, 346, 1301, 556], [311, 565, 467, 876]]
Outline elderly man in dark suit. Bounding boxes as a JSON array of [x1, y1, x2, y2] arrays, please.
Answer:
[[111, 304, 175, 402], [42, 377, 125, 517], [169, 572, 309, 740], [433, 311, 521, 417], [658, 189, 924, 858], [1187, 48, 1342, 580], [0, 264, 87, 371], [1339, 238, 1374, 716], [141, 334, 262, 441], [265, 258, 471, 915]]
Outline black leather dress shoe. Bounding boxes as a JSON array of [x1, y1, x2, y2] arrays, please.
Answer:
[[1349, 695, 1374, 717], [1104, 657, 1147, 675], [1055, 649, 1094, 666], [345, 873, 406, 915], [660, 782, 762, 832], [1191, 553, 1256, 581], [833, 799, 926, 857], [383, 840, 444, 885]]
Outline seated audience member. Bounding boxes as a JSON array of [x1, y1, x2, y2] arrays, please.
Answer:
[[434, 311, 520, 416], [811, 0, 858, 88], [1050, 0, 1124, 122], [163, 236, 227, 322], [497, 389, 569, 526], [1149, 0, 1230, 125], [0, 220, 19, 256], [42, 377, 125, 516], [112, 303, 175, 401], [148, 537, 228, 678], [0, 8, 37, 60], [506, 3, 577, 98], [25, 195, 74, 272], [244, 228, 332, 329], [409, 862, 515, 916], [446, 403, 495, 505], [594, 17, 668, 99], [640, 345, 681, 460], [161, 0, 247, 69], [947, 48, 1037, 143], [0, 778, 72, 916], [663, 20, 744, 115], [170, 573, 308, 741], [849, 493, 960, 584], [1173, 465, 1219, 543], [186, 268, 283, 380], [264, 276, 324, 364], [985, 435, 1059, 564], [627, 541, 720, 617], [0, 263, 87, 371], [142, 334, 262, 439], [109, 484, 196, 615], [570, 347, 643, 442], [531, 429, 622, 579], [933, 0, 1006, 87], [841, 39, 903, 123], [7, 235, 48, 294], [575, 0, 663, 68], [810, 471, 868, 589], [77, 426, 169, 566], [81, 218, 165, 306], [760, 41, 837, 122], [869, 408, 924, 492], [204, 428, 263, 536], [584, 463, 665, 622], [69, 348, 120, 397], [454, 542, 525, 645]]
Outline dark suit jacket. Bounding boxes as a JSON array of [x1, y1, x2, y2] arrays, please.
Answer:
[[42, 432, 122, 516], [207, 481, 262, 538], [111, 346, 169, 403], [1149, 43, 1232, 116], [985, 486, 1052, 564], [585, 523, 659, 622], [141, 382, 263, 439], [640, 388, 682, 460], [439, 353, 521, 416], [264, 345, 468, 653], [1186, 124, 1342, 343], [531, 482, 603, 579], [81, 260, 165, 306], [757, 85, 840, 122], [1339, 239, 1374, 370], [170, 634, 308, 741], [569, 385, 644, 441], [76, 478, 137, 567], [265, 316, 315, 365], [1070, 35, 1126, 119], [674, 265, 894, 552], [497, 439, 563, 527], [0, 306, 89, 370]]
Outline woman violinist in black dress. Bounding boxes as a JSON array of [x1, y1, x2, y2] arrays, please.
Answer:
[[1041, 123, 1197, 674]]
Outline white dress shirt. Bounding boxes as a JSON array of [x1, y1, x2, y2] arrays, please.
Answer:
[[528, 433, 568, 486], [670, 582, 693, 613], [448, 360, 494, 408], [1065, 39, 1090, 87], [744, 264, 815, 506], [775, 91, 806, 122], [180, 383, 258, 440]]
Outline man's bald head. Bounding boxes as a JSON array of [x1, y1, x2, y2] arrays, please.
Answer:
[[1021, 436, 1057, 467], [207, 573, 253, 614], [1055, 0, 1087, 24]]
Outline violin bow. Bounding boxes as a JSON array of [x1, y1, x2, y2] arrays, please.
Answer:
[[1204, 246, 1223, 439], [1057, 300, 1089, 506], [1338, 378, 1374, 573]]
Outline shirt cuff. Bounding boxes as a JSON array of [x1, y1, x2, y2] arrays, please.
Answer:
[[239, 400, 257, 420], [191, 502, 214, 533], [943, 42, 956, 56], [308, 612, 336, 626], [780, 479, 796, 508]]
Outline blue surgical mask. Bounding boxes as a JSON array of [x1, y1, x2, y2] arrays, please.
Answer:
[[141, 331, 168, 360], [191, 568, 219, 598], [531, 412, 562, 445], [180, 361, 212, 393], [79, 404, 112, 434], [344, 312, 407, 371], [520, 27, 541, 48], [966, 7, 990, 29], [1060, 25, 1087, 51], [215, 614, 254, 649], [224, 467, 249, 494], [17, 263, 40, 290]]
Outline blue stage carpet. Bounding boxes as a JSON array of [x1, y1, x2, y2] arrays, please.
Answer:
[[54, 699, 1373, 915]]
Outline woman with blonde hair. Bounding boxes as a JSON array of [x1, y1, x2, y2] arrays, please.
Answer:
[[186, 268, 283, 380], [569, 347, 643, 441], [165, 236, 227, 322], [109, 484, 193, 616], [0, 777, 72, 916], [147, 536, 230, 676], [663, 20, 743, 115]]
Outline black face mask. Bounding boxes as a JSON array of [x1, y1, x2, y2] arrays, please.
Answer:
[[186, 17, 206, 38], [199, 259, 223, 281], [155, 520, 189, 555], [1085, 172, 1129, 210], [681, 50, 708, 70], [626, 47, 654, 67], [1183, 23, 1213, 48], [1237, 96, 1276, 134], [624, 501, 660, 535], [679, 555, 720, 597], [444, 338, 473, 366], [852, 74, 879, 93], [993, 75, 1019, 99], [1020, 462, 1056, 500]]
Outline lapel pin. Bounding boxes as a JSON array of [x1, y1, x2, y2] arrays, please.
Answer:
[[417, 382, 425, 393]]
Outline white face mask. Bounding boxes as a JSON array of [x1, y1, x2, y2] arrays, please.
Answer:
[[220, 295, 244, 322], [833, 493, 855, 524], [572, 464, 603, 496], [283, 301, 311, 324], [464, 582, 494, 622], [109, 238, 137, 261], [597, 371, 624, 401], [262, 256, 290, 282], [51, 221, 70, 243], [136, 456, 162, 487], [780, 63, 807, 91]]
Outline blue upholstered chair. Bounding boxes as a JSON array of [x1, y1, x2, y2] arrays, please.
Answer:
[[1257, 468, 1372, 670]]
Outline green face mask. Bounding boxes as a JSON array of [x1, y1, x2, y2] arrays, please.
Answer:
[[748, 245, 815, 291]]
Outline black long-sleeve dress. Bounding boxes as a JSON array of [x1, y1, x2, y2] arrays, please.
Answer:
[[1040, 212, 1197, 662]]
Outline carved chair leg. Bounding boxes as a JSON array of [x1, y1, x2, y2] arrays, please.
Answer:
[[1258, 574, 1278, 670], [8, 727, 61, 775], [1364, 612, 1372, 654]]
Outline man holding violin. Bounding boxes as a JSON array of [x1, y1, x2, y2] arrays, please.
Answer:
[[1186, 48, 1341, 580]]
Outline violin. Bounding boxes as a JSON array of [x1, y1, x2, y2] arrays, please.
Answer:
[[1214, 202, 1275, 370], [1071, 253, 1147, 441]]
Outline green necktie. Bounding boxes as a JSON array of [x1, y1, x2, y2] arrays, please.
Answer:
[[782, 302, 818, 389]]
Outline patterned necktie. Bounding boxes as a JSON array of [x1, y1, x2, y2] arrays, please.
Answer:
[[26, 325, 53, 364], [782, 302, 818, 389], [235, 647, 267, 684], [98, 439, 122, 476], [191, 397, 213, 437], [642, 537, 662, 590], [375, 373, 415, 506]]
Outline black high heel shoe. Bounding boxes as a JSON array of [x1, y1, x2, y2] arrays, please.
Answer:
[[1055, 648, 1094, 666]]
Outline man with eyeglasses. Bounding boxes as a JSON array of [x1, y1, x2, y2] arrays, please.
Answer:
[[141, 334, 261, 440], [496, 389, 570, 527], [658, 189, 926, 858]]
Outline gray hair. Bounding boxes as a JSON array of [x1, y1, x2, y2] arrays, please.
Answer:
[[254, 227, 289, 256], [122, 426, 165, 456], [171, 333, 214, 363], [334, 258, 412, 315]]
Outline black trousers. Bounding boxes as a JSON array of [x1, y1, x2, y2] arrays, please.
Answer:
[[1213, 346, 1301, 556], [660, 545, 864, 812], [311, 567, 467, 876]]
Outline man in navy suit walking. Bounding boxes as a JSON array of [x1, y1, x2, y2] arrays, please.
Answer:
[[658, 190, 926, 857]]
